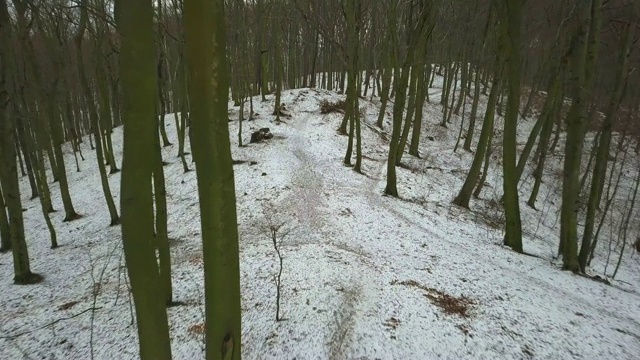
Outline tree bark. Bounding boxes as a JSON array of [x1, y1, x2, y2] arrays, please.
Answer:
[[453, 58, 502, 208], [184, 0, 242, 358], [0, 186, 11, 252], [463, 65, 482, 151], [0, 0, 36, 284], [116, 0, 172, 357], [559, 0, 600, 271], [579, 14, 634, 272], [498, 0, 524, 253]]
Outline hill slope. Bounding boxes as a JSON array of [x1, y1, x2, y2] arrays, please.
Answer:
[[1, 86, 639, 359]]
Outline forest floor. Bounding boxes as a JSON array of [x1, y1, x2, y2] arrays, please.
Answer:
[[1, 76, 640, 359]]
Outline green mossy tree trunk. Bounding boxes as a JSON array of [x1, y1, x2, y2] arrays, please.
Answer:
[[497, 0, 524, 253], [116, 0, 172, 357], [184, 0, 242, 358], [559, 0, 600, 272], [0, 0, 36, 284]]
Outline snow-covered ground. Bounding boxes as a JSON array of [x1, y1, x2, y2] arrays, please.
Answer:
[[1, 77, 639, 359]]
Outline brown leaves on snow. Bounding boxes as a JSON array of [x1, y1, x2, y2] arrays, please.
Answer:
[[391, 279, 476, 318]]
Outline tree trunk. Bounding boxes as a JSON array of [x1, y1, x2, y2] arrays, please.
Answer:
[[409, 66, 428, 157], [397, 59, 423, 164], [177, 50, 190, 172], [273, 12, 282, 121], [184, 0, 242, 358], [559, 0, 600, 272], [385, 4, 433, 197], [0, 187, 11, 252], [473, 126, 494, 198], [454, 57, 468, 115], [15, 117, 39, 199], [376, 64, 393, 129], [498, 0, 524, 253], [453, 59, 503, 208], [153, 127, 172, 306], [116, 0, 172, 357], [440, 62, 455, 127], [463, 65, 482, 151], [77, 2, 119, 227], [527, 90, 559, 209], [96, 58, 120, 174], [579, 15, 634, 272], [48, 99, 80, 222], [0, 0, 36, 284], [515, 98, 552, 184]]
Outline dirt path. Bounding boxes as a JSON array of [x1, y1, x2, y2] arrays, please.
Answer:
[[288, 118, 327, 233]]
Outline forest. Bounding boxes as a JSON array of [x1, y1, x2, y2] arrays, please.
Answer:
[[0, 0, 639, 359]]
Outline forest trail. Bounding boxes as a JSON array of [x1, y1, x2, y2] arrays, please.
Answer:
[[260, 91, 640, 359]]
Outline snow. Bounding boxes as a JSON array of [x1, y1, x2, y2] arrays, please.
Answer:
[[1, 77, 639, 359]]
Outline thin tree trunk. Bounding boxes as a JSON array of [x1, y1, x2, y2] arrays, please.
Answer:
[[463, 65, 482, 151], [97, 60, 120, 174], [153, 127, 172, 306], [15, 118, 39, 199], [527, 92, 559, 209], [578, 14, 634, 272], [0, 187, 11, 252], [454, 58, 468, 115], [453, 59, 502, 208], [77, 2, 119, 226], [385, 4, 433, 197], [397, 58, 423, 164], [473, 127, 494, 198], [409, 67, 428, 157]]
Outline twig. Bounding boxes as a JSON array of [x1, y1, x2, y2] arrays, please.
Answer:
[[185, 268, 206, 351], [122, 267, 135, 326], [114, 250, 125, 306], [0, 307, 102, 340], [88, 241, 119, 360]]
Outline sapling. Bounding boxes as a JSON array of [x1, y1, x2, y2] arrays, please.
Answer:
[[262, 205, 293, 322]]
